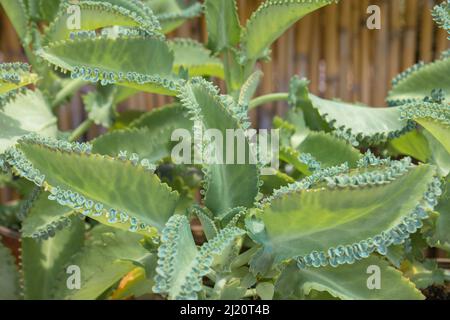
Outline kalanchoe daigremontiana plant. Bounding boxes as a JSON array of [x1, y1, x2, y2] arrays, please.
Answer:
[[0, 0, 449, 300]]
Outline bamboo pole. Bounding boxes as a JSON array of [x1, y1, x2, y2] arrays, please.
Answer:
[[388, 0, 402, 84], [402, 0, 419, 70], [419, 0, 434, 63], [360, 0, 372, 105], [373, 0, 388, 107], [339, 0, 352, 101], [324, 3, 339, 99]]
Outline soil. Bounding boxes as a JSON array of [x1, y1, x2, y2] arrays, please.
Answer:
[[422, 285, 450, 300]]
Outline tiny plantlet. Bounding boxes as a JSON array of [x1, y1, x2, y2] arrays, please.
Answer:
[[0, 0, 449, 301]]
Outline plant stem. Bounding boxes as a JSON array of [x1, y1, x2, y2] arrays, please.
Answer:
[[52, 79, 86, 109], [248, 93, 289, 110], [69, 119, 94, 142]]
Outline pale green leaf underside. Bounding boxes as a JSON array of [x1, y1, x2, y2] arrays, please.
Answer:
[[53, 224, 149, 300], [22, 218, 85, 299], [169, 39, 224, 78], [388, 57, 450, 104], [241, 0, 335, 61], [0, 241, 19, 300], [254, 164, 435, 264], [14, 141, 179, 234], [0, 90, 57, 153], [276, 257, 424, 300]]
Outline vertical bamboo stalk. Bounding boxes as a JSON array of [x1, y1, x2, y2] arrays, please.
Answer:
[[339, 0, 352, 101], [351, 0, 362, 102], [309, 11, 321, 95], [295, 14, 312, 77], [360, 0, 372, 105], [388, 0, 402, 84], [402, 0, 419, 69], [324, 3, 339, 99], [373, 0, 388, 107], [419, 0, 434, 62]]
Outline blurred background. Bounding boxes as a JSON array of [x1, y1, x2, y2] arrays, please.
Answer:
[[0, 0, 449, 204]]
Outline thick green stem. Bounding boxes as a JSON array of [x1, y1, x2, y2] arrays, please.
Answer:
[[249, 93, 289, 110], [69, 119, 94, 142], [52, 79, 86, 109]]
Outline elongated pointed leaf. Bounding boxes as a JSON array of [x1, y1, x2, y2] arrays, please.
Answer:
[[248, 162, 439, 270], [0, 241, 19, 300], [205, 0, 241, 52], [0, 90, 57, 153], [276, 257, 424, 300], [241, 0, 335, 61], [5, 136, 179, 235], [37, 35, 179, 95], [21, 218, 85, 299], [178, 78, 259, 216]]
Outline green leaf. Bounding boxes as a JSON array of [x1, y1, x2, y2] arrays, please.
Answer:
[[43, 0, 162, 44], [21, 190, 77, 241], [0, 63, 38, 95], [399, 100, 450, 154], [402, 259, 445, 290], [37, 35, 179, 95], [145, 0, 203, 34], [82, 85, 117, 128], [0, 0, 30, 43], [205, 0, 241, 52], [275, 256, 424, 300], [288, 76, 329, 132], [192, 206, 218, 241], [428, 175, 450, 249], [5, 136, 179, 236], [238, 70, 263, 108], [425, 131, 450, 177], [417, 118, 450, 154], [240, 0, 334, 62], [21, 217, 85, 299], [178, 78, 259, 216], [92, 103, 193, 162], [388, 56, 450, 105], [0, 241, 19, 300], [389, 131, 431, 163], [169, 39, 224, 78], [52, 224, 151, 300], [297, 132, 362, 168], [0, 90, 57, 153], [153, 214, 245, 299], [248, 161, 439, 270], [256, 282, 275, 300], [306, 94, 410, 145]]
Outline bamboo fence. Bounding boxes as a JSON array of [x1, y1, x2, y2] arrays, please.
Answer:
[[0, 0, 449, 206]]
